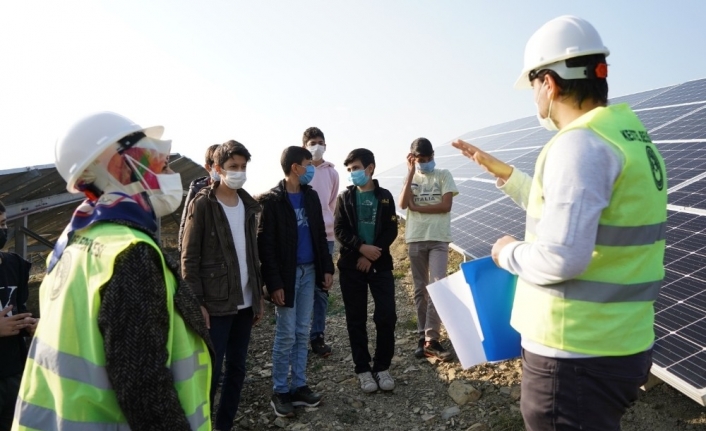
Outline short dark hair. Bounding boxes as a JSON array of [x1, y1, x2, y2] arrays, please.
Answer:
[[281, 146, 312, 175], [532, 54, 609, 108], [344, 148, 375, 170], [410, 137, 434, 157], [205, 144, 220, 167], [0, 200, 5, 214], [214, 140, 251, 167], [302, 127, 325, 146]]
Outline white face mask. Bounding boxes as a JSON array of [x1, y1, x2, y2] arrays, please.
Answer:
[[210, 169, 221, 181], [221, 171, 247, 190], [535, 82, 559, 131], [148, 173, 184, 217], [309, 144, 326, 161]]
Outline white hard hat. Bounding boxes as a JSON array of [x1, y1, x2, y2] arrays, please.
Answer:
[[55, 111, 164, 193], [515, 15, 610, 89]]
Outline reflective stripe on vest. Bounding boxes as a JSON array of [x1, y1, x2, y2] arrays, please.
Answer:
[[15, 400, 208, 431], [526, 216, 666, 247], [511, 104, 667, 356], [28, 337, 207, 387], [521, 278, 661, 303]]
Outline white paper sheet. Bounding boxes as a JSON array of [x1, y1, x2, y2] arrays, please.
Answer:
[[427, 270, 487, 369]]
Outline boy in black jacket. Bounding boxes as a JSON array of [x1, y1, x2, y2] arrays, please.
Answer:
[[257, 146, 334, 418], [334, 149, 398, 393]]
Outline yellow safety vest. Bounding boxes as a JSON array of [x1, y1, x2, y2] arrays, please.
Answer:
[[13, 223, 211, 430], [511, 103, 667, 356]]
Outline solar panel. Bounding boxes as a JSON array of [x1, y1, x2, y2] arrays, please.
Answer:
[[377, 77, 706, 405], [636, 79, 706, 109], [657, 143, 706, 187], [669, 178, 706, 209], [610, 86, 676, 108], [650, 105, 706, 141], [634, 105, 701, 131]]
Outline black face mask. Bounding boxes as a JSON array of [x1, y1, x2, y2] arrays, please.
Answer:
[[0, 228, 7, 250]]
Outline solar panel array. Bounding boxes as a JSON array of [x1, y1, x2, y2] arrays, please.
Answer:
[[377, 78, 706, 405]]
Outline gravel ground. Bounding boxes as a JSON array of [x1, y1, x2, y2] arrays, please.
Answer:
[[24, 224, 706, 430], [223, 226, 706, 431]]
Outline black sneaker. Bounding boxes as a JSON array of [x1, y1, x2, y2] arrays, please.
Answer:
[[291, 385, 323, 407], [310, 335, 332, 358], [414, 338, 425, 358], [270, 392, 295, 418], [424, 340, 453, 362]]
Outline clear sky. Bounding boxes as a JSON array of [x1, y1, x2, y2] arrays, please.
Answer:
[[2, 0, 705, 195]]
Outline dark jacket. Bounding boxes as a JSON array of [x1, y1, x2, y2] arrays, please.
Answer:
[[334, 180, 398, 272], [98, 220, 212, 431], [181, 182, 263, 317], [0, 251, 31, 378], [256, 180, 335, 308], [178, 175, 210, 253]]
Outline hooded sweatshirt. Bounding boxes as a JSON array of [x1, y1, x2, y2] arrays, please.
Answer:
[[309, 160, 339, 241]]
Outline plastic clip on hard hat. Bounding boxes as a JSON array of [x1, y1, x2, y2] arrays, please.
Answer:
[[515, 15, 610, 89], [55, 112, 164, 193]]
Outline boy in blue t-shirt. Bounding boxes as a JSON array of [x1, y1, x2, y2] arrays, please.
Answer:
[[256, 146, 335, 418]]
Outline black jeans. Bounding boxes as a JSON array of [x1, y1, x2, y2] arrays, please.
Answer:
[[520, 348, 652, 431], [209, 307, 253, 431], [339, 269, 397, 374], [0, 374, 21, 431]]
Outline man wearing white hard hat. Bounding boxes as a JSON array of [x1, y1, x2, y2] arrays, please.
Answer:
[[12, 112, 213, 431], [453, 16, 667, 430]]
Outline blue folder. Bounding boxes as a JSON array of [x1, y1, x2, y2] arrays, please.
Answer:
[[460, 256, 521, 362]]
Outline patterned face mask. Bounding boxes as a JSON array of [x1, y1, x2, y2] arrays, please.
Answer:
[[123, 146, 183, 217]]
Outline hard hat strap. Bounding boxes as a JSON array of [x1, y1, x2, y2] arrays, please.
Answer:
[[116, 131, 147, 154]]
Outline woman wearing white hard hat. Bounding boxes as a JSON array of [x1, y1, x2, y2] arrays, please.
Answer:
[[454, 16, 666, 431], [13, 112, 213, 431]]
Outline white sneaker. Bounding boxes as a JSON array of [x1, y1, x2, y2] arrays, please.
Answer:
[[358, 371, 378, 393], [374, 370, 395, 391]]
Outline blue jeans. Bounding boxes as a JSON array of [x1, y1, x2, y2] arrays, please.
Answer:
[[272, 263, 316, 394], [209, 308, 253, 431], [310, 241, 334, 341]]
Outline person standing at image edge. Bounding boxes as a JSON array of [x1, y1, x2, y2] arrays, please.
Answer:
[[12, 111, 212, 431], [398, 137, 458, 362], [302, 126, 339, 358], [453, 15, 667, 431], [0, 200, 37, 431]]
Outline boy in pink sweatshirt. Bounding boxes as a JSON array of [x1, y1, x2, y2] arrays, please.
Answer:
[[303, 127, 339, 357]]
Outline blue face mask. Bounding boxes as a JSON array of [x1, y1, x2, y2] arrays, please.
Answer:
[[349, 169, 370, 187], [416, 160, 436, 173], [299, 164, 316, 185]]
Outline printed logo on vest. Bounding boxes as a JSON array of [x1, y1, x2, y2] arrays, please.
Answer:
[[646, 146, 664, 191], [50, 251, 72, 300]]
